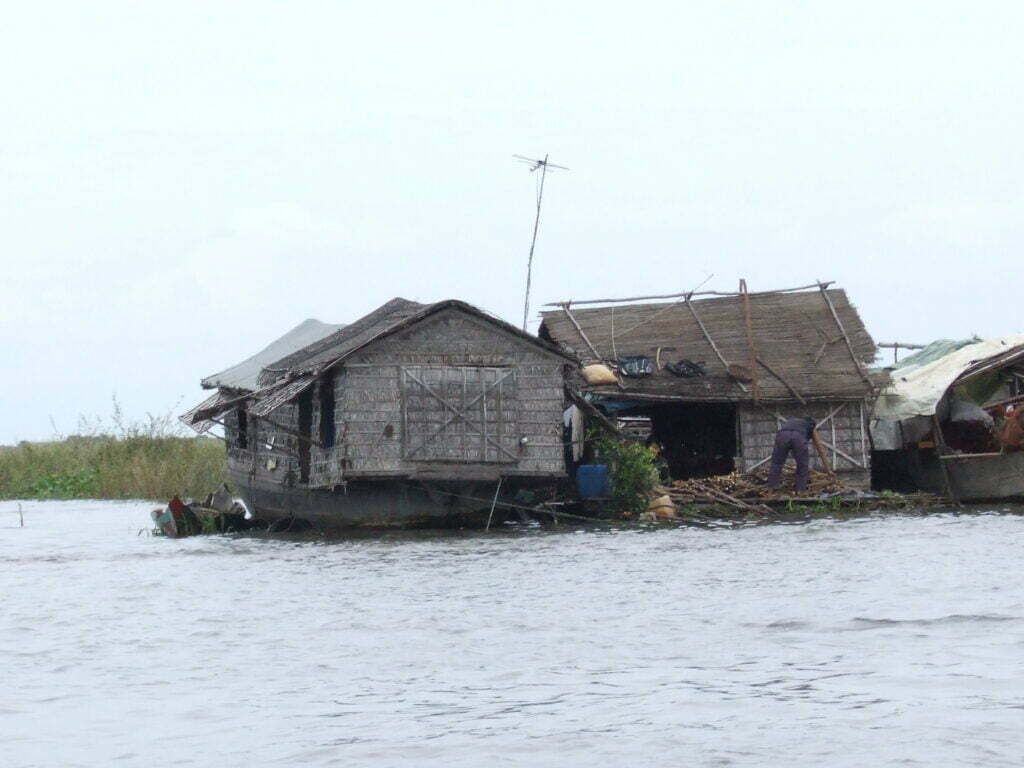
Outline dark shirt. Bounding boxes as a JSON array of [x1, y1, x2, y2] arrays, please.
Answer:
[[780, 417, 815, 439]]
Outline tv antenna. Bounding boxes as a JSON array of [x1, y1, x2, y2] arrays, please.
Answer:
[[514, 154, 569, 331]]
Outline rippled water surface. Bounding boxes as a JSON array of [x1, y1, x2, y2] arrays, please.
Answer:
[[3, 501, 1024, 767]]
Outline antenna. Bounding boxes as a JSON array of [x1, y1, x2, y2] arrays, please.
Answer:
[[515, 154, 569, 331]]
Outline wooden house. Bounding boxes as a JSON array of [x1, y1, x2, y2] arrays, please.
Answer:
[[539, 283, 880, 486], [184, 298, 573, 526]]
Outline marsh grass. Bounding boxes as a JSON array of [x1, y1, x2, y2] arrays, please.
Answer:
[[0, 398, 228, 501]]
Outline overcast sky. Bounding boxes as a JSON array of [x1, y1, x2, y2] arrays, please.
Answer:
[[3, 1, 1022, 443]]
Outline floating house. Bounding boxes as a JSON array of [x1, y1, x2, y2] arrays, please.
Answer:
[[540, 283, 880, 486], [183, 298, 574, 526]]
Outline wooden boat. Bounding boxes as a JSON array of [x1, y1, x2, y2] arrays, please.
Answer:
[[906, 449, 1024, 502]]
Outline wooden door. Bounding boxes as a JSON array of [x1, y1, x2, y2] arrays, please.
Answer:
[[401, 366, 518, 463]]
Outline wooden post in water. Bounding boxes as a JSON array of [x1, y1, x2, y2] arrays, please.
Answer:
[[485, 476, 504, 532]]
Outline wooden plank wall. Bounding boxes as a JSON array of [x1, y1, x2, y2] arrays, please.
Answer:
[[224, 403, 307, 489], [325, 308, 567, 481], [737, 400, 871, 485]]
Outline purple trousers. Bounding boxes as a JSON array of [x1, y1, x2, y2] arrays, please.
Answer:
[[768, 429, 810, 490]]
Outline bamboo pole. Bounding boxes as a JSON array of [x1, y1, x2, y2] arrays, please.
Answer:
[[485, 476, 504, 532], [739, 279, 761, 403], [544, 281, 835, 308], [817, 282, 873, 388], [684, 295, 749, 393], [811, 429, 836, 478], [561, 305, 603, 361]]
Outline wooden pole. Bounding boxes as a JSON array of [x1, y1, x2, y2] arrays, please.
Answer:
[[522, 156, 548, 331], [818, 282, 874, 389], [931, 415, 962, 507], [561, 304, 603, 361], [485, 476, 504, 531], [685, 296, 749, 393], [739, 279, 760, 403], [811, 429, 836, 478]]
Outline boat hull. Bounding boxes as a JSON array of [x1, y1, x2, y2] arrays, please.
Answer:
[[228, 466, 544, 528], [908, 450, 1024, 501]]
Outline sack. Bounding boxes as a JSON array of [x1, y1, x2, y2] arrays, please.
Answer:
[[618, 356, 655, 378], [581, 364, 618, 385], [646, 494, 678, 519], [666, 359, 706, 378]]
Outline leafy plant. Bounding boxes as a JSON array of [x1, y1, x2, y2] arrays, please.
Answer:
[[593, 436, 659, 514]]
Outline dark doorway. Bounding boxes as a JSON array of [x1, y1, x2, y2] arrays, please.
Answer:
[[610, 401, 738, 480], [297, 388, 313, 484]]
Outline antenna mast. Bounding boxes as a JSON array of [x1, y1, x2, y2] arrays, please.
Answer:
[[514, 153, 568, 331]]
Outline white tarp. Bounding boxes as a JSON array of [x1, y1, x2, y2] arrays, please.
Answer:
[[873, 335, 1024, 422]]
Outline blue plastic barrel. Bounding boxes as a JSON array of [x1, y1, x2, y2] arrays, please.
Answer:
[[576, 464, 611, 498]]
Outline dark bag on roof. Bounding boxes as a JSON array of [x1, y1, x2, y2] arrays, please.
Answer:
[[617, 356, 655, 378], [666, 359, 706, 378]]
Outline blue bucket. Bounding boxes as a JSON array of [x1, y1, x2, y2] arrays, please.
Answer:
[[576, 464, 611, 498]]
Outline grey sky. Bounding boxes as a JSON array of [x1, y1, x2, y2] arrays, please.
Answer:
[[3, 1, 1022, 443]]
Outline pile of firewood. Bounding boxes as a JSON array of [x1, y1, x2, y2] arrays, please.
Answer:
[[661, 468, 846, 512]]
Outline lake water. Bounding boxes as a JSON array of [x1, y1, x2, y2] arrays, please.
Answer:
[[2, 501, 1023, 767]]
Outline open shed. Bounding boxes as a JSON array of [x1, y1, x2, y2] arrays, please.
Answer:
[[539, 282, 880, 486]]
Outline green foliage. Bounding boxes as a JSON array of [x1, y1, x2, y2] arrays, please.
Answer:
[[28, 468, 100, 498], [0, 437, 228, 501], [594, 436, 659, 514], [0, 396, 228, 501]]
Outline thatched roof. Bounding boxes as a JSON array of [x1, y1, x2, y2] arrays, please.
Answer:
[[259, 297, 572, 387], [539, 288, 878, 402], [184, 297, 571, 431]]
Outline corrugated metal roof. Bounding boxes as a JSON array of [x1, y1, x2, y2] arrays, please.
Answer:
[[201, 318, 345, 391]]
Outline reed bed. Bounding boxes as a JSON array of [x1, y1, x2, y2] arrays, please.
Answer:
[[0, 436, 227, 501]]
